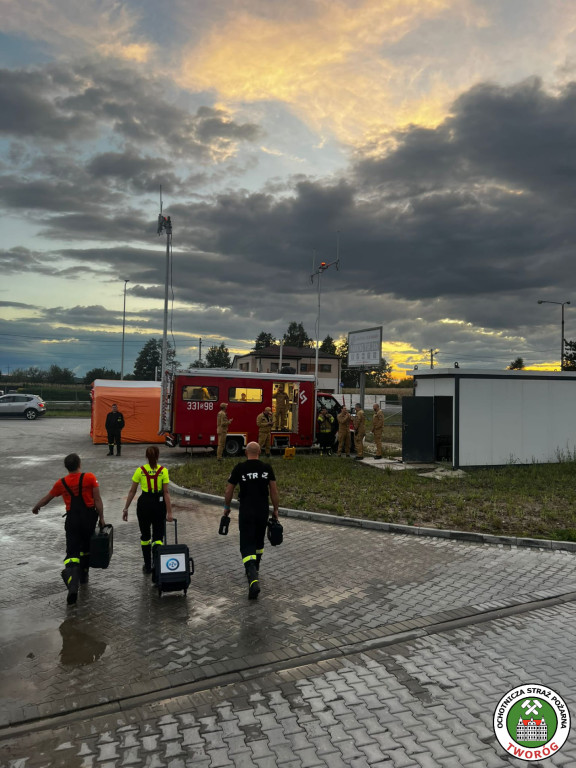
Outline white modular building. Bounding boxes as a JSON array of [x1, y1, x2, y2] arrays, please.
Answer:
[[403, 368, 576, 468]]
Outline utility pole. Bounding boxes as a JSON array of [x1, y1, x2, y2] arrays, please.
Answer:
[[157, 187, 173, 433], [120, 279, 129, 380], [430, 348, 435, 369], [310, 235, 340, 439], [198, 337, 202, 365]]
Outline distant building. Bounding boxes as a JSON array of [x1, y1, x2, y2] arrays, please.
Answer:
[[516, 718, 547, 741], [232, 346, 341, 393]]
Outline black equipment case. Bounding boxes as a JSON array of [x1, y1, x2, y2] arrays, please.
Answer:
[[153, 518, 194, 597], [89, 524, 114, 569]]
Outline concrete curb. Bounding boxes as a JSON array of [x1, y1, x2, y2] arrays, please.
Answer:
[[171, 483, 576, 553]]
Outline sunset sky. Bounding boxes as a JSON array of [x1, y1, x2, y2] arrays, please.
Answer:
[[2, 0, 576, 378]]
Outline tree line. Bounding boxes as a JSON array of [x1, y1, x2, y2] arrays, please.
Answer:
[[1, 321, 394, 386]]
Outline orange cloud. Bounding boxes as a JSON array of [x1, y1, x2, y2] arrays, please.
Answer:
[[179, 0, 473, 146]]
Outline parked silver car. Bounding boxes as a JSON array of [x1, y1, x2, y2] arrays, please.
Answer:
[[0, 393, 47, 419]]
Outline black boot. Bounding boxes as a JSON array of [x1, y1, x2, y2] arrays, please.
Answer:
[[107, 445, 114, 456], [141, 544, 153, 574], [79, 554, 90, 584], [246, 562, 260, 600], [61, 566, 80, 605], [255, 553, 262, 572]]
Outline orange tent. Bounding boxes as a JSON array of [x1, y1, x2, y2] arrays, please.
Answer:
[[91, 380, 163, 444]]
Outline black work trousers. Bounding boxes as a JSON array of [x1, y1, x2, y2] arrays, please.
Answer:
[[107, 429, 122, 452], [136, 493, 166, 544], [239, 504, 269, 560], [64, 509, 98, 563]]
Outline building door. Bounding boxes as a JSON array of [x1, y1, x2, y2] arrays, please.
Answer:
[[434, 396, 453, 462], [402, 397, 435, 462]]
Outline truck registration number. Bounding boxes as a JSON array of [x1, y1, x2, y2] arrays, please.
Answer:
[[186, 402, 214, 411]]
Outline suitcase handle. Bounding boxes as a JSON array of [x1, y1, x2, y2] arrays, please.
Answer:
[[164, 518, 178, 545]]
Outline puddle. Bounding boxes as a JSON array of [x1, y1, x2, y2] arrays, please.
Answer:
[[0, 607, 107, 670], [59, 618, 107, 666]]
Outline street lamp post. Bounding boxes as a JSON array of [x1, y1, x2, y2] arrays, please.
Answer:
[[537, 299, 571, 370], [121, 279, 129, 379], [310, 243, 340, 437]]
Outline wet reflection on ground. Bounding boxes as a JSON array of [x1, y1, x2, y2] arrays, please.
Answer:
[[59, 619, 107, 666]]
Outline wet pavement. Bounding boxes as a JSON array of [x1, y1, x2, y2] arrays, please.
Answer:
[[1, 419, 576, 766]]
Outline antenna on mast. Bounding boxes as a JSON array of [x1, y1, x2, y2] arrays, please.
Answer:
[[157, 185, 171, 236], [157, 185, 173, 434]]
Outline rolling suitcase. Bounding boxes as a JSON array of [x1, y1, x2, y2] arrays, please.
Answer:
[[153, 518, 194, 597], [89, 524, 114, 569]]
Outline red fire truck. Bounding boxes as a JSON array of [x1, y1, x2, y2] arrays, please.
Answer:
[[167, 369, 343, 456]]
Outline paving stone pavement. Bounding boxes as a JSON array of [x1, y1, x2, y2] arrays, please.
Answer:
[[2, 602, 575, 767], [1, 420, 575, 765]]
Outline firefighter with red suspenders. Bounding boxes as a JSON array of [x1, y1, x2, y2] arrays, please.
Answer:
[[122, 446, 173, 573]]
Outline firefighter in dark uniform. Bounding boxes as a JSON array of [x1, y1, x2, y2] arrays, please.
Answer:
[[223, 441, 280, 599], [316, 407, 335, 455], [105, 403, 125, 456], [122, 446, 173, 573], [32, 453, 105, 604]]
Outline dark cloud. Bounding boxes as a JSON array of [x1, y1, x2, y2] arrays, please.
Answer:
[[0, 300, 35, 309], [3, 71, 576, 373], [0, 176, 97, 212], [87, 149, 181, 194], [0, 69, 93, 139]]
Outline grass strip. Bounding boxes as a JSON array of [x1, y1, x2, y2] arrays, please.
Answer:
[[171, 446, 576, 542]]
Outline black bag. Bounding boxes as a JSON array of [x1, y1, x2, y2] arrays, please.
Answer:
[[218, 515, 230, 535], [267, 518, 283, 546], [90, 524, 114, 569], [153, 519, 194, 597]]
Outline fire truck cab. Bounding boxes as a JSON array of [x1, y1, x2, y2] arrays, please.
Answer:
[[170, 369, 342, 456]]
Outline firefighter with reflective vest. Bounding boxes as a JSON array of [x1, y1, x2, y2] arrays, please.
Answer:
[[316, 407, 335, 455], [223, 441, 280, 600], [122, 446, 173, 573], [32, 453, 105, 605]]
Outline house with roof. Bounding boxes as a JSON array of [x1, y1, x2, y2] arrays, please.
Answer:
[[232, 346, 341, 393]]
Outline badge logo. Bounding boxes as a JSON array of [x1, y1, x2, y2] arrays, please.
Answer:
[[493, 685, 570, 761], [166, 558, 180, 571]]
